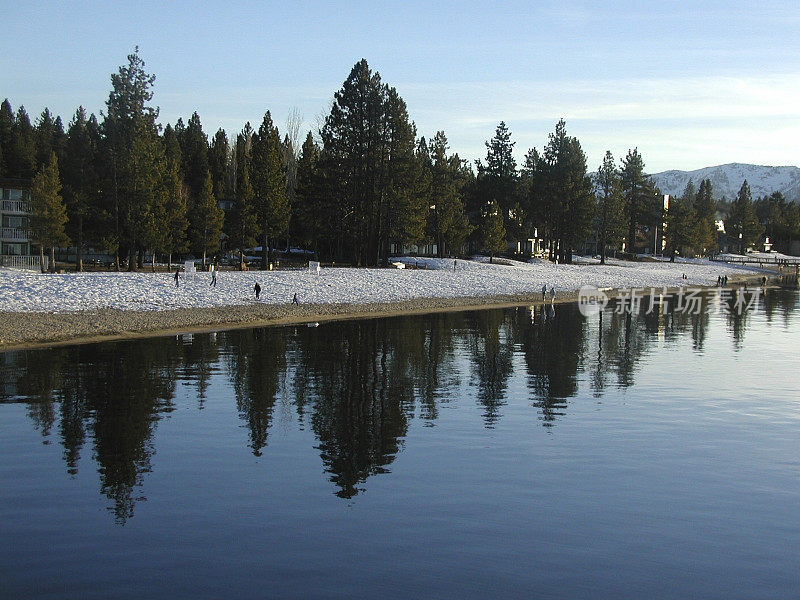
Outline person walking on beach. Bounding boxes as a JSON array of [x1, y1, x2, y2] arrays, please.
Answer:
[[549, 286, 555, 302], [254, 282, 261, 299], [292, 293, 300, 305], [210, 266, 217, 287], [174, 267, 180, 287], [542, 284, 547, 302]]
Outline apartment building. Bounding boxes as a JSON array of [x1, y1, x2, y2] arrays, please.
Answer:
[[0, 178, 42, 269]]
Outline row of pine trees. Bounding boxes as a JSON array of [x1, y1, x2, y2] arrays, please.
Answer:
[[2, 49, 797, 272]]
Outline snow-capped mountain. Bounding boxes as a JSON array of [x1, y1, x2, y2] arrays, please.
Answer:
[[651, 163, 800, 202]]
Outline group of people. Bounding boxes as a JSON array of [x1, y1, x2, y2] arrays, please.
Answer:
[[541, 284, 555, 302], [716, 275, 729, 286], [171, 266, 300, 305]]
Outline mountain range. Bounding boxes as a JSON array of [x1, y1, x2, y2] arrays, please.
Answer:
[[651, 163, 800, 203]]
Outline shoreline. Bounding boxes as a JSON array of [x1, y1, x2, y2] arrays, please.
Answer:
[[0, 276, 769, 351]]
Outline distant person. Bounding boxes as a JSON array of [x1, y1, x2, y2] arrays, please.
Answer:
[[174, 267, 180, 287], [542, 284, 547, 302], [549, 286, 555, 302], [762, 276, 767, 286], [210, 267, 217, 287], [454, 260, 457, 272], [254, 282, 261, 300], [292, 293, 300, 305], [717, 275, 721, 286]]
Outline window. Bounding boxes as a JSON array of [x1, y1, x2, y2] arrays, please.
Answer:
[[2, 242, 28, 255], [2, 216, 27, 228]]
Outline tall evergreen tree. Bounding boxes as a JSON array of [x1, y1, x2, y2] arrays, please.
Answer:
[[319, 59, 417, 265], [180, 112, 210, 200], [727, 180, 763, 253], [664, 186, 697, 261], [227, 125, 259, 269], [188, 170, 224, 267], [292, 131, 321, 255], [162, 158, 189, 269], [480, 199, 507, 263], [34, 108, 66, 170], [475, 122, 521, 243], [0, 99, 14, 177], [694, 178, 717, 254], [522, 120, 594, 263], [62, 107, 100, 271], [620, 148, 660, 253], [595, 151, 626, 264], [381, 87, 422, 263], [9, 106, 36, 178], [251, 112, 289, 269], [101, 47, 166, 270], [426, 132, 472, 256], [29, 153, 70, 272], [208, 128, 231, 205]]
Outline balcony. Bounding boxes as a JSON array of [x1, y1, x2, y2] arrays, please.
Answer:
[[1, 227, 29, 241], [1, 200, 30, 214]]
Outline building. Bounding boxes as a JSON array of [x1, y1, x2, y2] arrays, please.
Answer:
[[0, 178, 44, 269]]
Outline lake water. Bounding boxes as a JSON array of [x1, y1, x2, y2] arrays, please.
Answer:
[[2, 288, 799, 599]]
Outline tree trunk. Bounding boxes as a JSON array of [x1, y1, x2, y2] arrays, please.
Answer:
[[50, 246, 56, 273], [168, 253, 172, 272], [76, 214, 84, 272], [39, 245, 45, 273]]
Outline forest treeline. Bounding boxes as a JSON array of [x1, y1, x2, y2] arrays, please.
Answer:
[[2, 49, 799, 271]]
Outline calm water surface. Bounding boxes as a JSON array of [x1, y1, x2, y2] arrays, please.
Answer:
[[2, 289, 799, 599]]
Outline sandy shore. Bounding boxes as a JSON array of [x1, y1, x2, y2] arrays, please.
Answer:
[[1, 273, 771, 351], [0, 292, 585, 350]]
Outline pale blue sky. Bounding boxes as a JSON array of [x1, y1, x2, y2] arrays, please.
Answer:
[[2, 0, 798, 172]]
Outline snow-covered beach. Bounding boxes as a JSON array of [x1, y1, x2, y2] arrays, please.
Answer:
[[0, 256, 768, 348]]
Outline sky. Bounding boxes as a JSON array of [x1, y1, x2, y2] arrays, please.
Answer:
[[2, 0, 798, 173]]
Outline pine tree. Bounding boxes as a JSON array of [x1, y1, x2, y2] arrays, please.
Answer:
[[29, 153, 70, 272], [383, 87, 422, 263], [163, 159, 189, 270], [227, 125, 259, 269], [208, 128, 230, 205], [476, 122, 519, 243], [251, 111, 289, 269], [9, 106, 36, 178], [693, 178, 717, 254], [596, 151, 626, 264], [319, 60, 416, 265], [293, 131, 320, 254], [0, 99, 13, 176], [427, 131, 472, 256], [727, 180, 763, 253], [620, 148, 660, 254], [481, 199, 507, 263], [522, 120, 593, 263], [62, 107, 100, 271], [188, 171, 224, 268], [664, 191, 697, 261], [35, 108, 66, 171], [180, 112, 210, 200], [101, 47, 166, 270]]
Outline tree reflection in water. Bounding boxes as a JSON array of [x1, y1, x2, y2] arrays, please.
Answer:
[[1, 288, 794, 516]]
